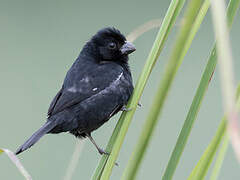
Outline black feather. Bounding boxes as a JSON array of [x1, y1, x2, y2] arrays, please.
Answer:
[[16, 121, 56, 155], [16, 27, 135, 155]]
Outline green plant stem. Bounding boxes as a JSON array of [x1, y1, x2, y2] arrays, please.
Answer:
[[210, 85, 240, 180], [177, 0, 210, 68], [211, 0, 240, 162], [121, 0, 204, 180], [187, 118, 227, 180], [92, 0, 186, 179], [92, 115, 124, 179], [209, 135, 229, 180], [188, 83, 240, 180], [162, 0, 211, 178], [162, 0, 240, 179]]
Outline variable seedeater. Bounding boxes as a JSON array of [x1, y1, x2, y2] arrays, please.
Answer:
[[16, 27, 136, 155]]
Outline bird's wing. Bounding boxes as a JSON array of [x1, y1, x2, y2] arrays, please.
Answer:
[[47, 62, 125, 117], [47, 87, 63, 116]]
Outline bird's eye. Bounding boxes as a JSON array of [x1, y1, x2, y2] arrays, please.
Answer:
[[108, 42, 117, 50]]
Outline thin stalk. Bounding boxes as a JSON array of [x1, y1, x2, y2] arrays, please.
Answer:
[[210, 84, 240, 180], [92, 0, 186, 179], [187, 118, 227, 180], [0, 148, 32, 180], [121, 0, 204, 179], [209, 135, 229, 180], [162, 0, 239, 179], [188, 83, 240, 180], [177, 0, 210, 68], [211, 0, 240, 161], [63, 139, 85, 180], [126, 19, 162, 42], [209, 84, 240, 180]]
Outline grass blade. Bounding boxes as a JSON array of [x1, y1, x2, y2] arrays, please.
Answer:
[[211, 0, 240, 162], [92, 0, 186, 179], [209, 135, 229, 180], [0, 148, 32, 180], [177, 0, 210, 68], [126, 19, 162, 42], [92, 116, 123, 179], [209, 85, 240, 180], [187, 118, 227, 180], [162, 0, 239, 179], [121, 0, 205, 179], [63, 139, 85, 180], [188, 83, 240, 180]]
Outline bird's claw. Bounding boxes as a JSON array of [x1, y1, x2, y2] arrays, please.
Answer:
[[98, 148, 110, 155], [121, 106, 132, 112], [98, 149, 119, 166]]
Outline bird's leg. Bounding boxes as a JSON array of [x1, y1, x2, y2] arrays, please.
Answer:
[[86, 134, 120, 166], [86, 133, 109, 155], [120, 105, 132, 112]]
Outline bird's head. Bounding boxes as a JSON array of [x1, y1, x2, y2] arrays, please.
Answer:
[[89, 27, 136, 63]]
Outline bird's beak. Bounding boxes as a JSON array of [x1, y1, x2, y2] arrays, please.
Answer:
[[120, 41, 136, 55]]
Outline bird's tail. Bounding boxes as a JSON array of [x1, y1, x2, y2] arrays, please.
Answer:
[[16, 121, 56, 155]]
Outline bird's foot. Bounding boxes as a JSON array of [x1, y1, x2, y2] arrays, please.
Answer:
[[121, 106, 132, 112], [98, 149, 119, 166], [98, 148, 110, 155]]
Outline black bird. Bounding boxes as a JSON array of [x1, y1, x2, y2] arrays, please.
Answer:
[[16, 27, 136, 155]]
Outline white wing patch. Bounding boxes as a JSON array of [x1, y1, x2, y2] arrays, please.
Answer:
[[116, 72, 123, 81], [67, 86, 77, 93], [67, 72, 124, 93]]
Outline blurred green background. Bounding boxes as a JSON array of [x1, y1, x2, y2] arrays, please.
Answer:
[[0, 0, 240, 179]]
